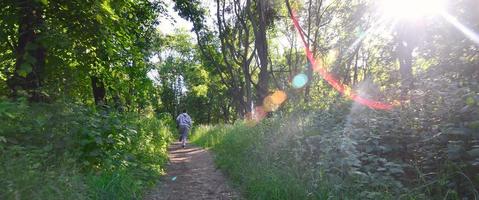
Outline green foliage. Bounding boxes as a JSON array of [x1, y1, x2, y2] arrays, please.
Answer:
[[86, 169, 149, 200], [191, 122, 370, 199], [152, 30, 230, 123], [192, 91, 479, 199], [1, 145, 87, 200], [0, 0, 176, 199], [1, 0, 479, 199], [0, 0, 162, 107], [0, 99, 173, 199]]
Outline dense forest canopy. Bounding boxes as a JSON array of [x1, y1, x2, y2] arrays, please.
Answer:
[[1, 0, 477, 120], [0, 0, 478, 199]]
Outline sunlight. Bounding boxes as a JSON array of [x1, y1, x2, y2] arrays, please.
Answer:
[[290, 10, 395, 110], [147, 69, 160, 85], [442, 13, 479, 44], [380, 0, 446, 20], [380, 0, 479, 46]]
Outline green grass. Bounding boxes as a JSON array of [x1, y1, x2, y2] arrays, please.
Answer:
[[86, 169, 150, 200], [0, 146, 161, 200], [190, 122, 399, 200], [191, 122, 321, 199], [191, 120, 475, 200], [0, 146, 87, 200]]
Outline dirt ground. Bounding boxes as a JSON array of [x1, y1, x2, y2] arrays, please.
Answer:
[[144, 142, 241, 200]]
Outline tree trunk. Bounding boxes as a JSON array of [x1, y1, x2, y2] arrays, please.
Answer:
[[216, 0, 248, 116], [240, 0, 254, 114], [396, 22, 415, 95], [7, 0, 46, 101], [251, 0, 270, 103], [344, 46, 360, 85], [222, 104, 230, 123], [91, 76, 106, 106], [304, 0, 314, 102], [353, 50, 360, 85], [398, 43, 413, 91]]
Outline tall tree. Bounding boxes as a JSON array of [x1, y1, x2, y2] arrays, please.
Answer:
[[249, 0, 271, 104], [6, 0, 46, 101], [1, 0, 162, 109]]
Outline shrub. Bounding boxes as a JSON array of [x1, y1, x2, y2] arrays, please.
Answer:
[[0, 99, 173, 199]]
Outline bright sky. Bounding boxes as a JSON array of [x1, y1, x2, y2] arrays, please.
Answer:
[[157, 0, 193, 35], [156, 0, 217, 35], [149, 0, 293, 83], [155, 0, 293, 50], [148, 0, 197, 85], [150, 0, 215, 64]]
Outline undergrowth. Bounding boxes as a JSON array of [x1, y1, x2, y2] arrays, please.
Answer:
[[0, 98, 173, 199], [191, 111, 478, 200]]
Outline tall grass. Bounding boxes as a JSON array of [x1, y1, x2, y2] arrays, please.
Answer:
[[191, 115, 476, 200], [1, 148, 160, 200], [1, 147, 87, 200], [190, 121, 399, 200], [191, 122, 327, 199]]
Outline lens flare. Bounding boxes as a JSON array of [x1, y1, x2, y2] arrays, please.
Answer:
[[292, 73, 308, 89], [245, 106, 268, 124], [271, 90, 287, 105], [263, 96, 277, 112], [263, 90, 288, 112], [312, 57, 324, 73], [380, 0, 446, 20], [392, 100, 401, 106], [442, 13, 479, 45], [343, 85, 352, 98], [253, 106, 267, 121], [245, 90, 287, 122], [290, 11, 395, 110]]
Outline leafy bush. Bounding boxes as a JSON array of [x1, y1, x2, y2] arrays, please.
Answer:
[[0, 98, 173, 199], [192, 91, 479, 199]]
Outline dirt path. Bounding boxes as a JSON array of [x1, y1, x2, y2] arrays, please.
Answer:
[[144, 142, 241, 200]]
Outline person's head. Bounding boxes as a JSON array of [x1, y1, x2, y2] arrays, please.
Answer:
[[182, 109, 187, 113]]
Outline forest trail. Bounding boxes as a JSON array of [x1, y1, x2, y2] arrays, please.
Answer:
[[144, 142, 241, 200]]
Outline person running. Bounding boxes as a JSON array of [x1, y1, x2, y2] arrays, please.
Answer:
[[176, 109, 192, 148]]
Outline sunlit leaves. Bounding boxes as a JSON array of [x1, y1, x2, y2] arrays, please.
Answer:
[[100, 0, 119, 21], [466, 96, 475, 106], [192, 84, 208, 97]]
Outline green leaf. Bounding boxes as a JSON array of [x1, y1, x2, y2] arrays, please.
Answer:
[[95, 14, 103, 23], [23, 53, 37, 65], [4, 112, 15, 119], [79, 139, 90, 145], [100, 0, 119, 21], [34, 0, 48, 5], [466, 96, 475, 106], [468, 121, 479, 130], [19, 63, 32, 77], [95, 137, 103, 145]]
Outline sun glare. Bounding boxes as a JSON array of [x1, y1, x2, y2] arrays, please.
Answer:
[[381, 0, 446, 20]]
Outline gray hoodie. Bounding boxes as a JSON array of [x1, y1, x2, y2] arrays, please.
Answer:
[[176, 113, 192, 127]]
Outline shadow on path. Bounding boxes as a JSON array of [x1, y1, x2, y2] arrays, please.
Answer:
[[144, 142, 241, 200]]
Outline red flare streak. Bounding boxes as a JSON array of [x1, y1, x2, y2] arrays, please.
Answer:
[[290, 11, 394, 110]]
